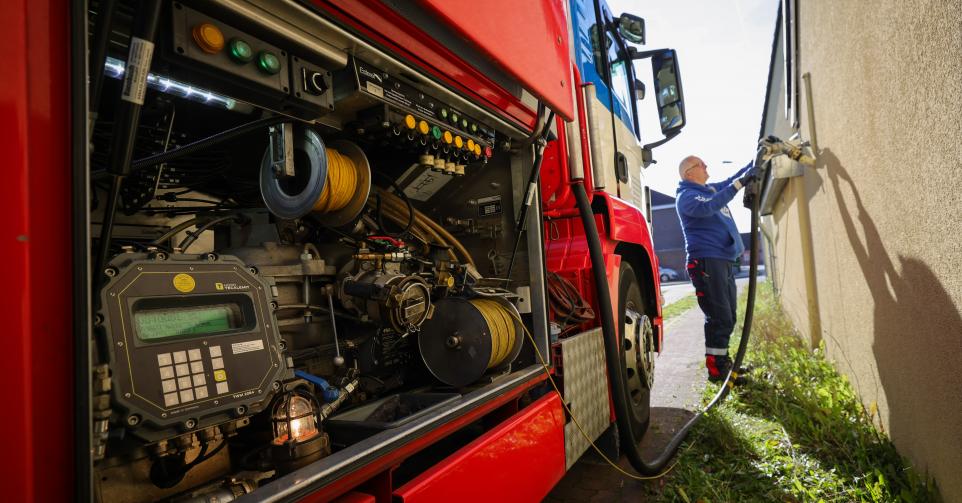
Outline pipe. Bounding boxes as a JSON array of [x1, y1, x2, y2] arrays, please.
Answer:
[[572, 150, 764, 475], [798, 72, 823, 347]]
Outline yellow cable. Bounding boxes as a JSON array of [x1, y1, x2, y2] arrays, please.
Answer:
[[313, 148, 358, 213], [471, 299, 517, 369], [507, 309, 693, 481]]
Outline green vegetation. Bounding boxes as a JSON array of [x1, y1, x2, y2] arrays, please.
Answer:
[[662, 294, 697, 321], [657, 282, 938, 502]]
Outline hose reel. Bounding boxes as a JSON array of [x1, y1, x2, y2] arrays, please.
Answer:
[[418, 296, 523, 387], [260, 125, 371, 224]]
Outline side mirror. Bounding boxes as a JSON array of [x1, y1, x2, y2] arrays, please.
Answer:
[[651, 49, 685, 135], [630, 48, 686, 150], [617, 13, 646, 45]]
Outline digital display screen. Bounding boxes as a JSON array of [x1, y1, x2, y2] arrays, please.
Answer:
[[134, 303, 243, 341]]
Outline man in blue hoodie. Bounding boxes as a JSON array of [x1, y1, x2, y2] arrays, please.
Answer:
[[676, 155, 756, 382]]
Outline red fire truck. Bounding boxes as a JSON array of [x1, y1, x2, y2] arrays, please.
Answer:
[[3, 0, 686, 500]]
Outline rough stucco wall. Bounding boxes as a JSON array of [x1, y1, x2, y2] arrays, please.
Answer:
[[768, 1, 962, 499]]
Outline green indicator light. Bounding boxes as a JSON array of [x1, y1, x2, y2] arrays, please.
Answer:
[[461, 118, 469, 129], [470, 123, 478, 133], [431, 126, 442, 140], [257, 51, 281, 75], [228, 38, 254, 63], [450, 112, 459, 124], [440, 108, 449, 119]]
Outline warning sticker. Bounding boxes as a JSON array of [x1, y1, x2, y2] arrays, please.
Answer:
[[401, 167, 453, 202], [121, 37, 154, 105], [172, 273, 195, 293], [232, 339, 265, 355], [477, 195, 503, 217]]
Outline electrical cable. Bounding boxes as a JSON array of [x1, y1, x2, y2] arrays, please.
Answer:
[[470, 299, 518, 370], [177, 214, 244, 252], [547, 272, 595, 328], [313, 148, 358, 213]]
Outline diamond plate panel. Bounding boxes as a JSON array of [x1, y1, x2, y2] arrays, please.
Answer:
[[559, 328, 610, 469]]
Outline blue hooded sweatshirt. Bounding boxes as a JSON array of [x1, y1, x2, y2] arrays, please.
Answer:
[[675, 164, 750, 262]]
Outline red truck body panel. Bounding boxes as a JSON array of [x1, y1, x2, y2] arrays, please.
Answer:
[[309, 0, 544, 131], [416, 0, 574, 121], [393, 393, 567, 503], [1, 0, 73, 500]]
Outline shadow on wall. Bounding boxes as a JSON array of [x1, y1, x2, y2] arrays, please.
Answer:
[[821, 148, 962, 497]]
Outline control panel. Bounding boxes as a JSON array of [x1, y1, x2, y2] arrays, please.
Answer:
[[98, 252, 288, 441], [334, 57, 497, 175], [165, 2, 334, 119]]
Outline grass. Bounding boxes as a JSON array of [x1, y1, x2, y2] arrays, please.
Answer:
[[662, 294, 697, 321], [655, 281, 938, 502]]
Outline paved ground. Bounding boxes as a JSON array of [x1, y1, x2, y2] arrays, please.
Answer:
[[546, 279, 748, 502], [660, 280, 694, 306]]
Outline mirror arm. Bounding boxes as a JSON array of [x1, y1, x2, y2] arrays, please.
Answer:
[[643, 130, 680, 151], [630, 49, 666, 60]]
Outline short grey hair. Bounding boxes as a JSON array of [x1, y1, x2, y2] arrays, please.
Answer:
[[679, 155, 699, 179]]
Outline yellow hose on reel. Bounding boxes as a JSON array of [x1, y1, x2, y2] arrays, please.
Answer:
[[419, 296, 524, 387], [470, 298, 518, 370], [260, 131, 371, 224], [313, 148, 358, 213]]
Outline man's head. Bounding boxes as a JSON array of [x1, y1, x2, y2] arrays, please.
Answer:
[[679, 155, 709, 185]]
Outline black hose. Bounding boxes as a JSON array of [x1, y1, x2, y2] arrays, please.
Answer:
[[131, 115, 289, 171], [149, 215, 215, 246], [178, 214, 244, 252], [571, 167, 762, 475]]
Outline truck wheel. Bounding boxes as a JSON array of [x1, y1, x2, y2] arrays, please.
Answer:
[[618, 262, 654, 438]]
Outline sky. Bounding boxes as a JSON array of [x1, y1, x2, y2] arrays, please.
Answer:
[[606, 0, 779, 230]]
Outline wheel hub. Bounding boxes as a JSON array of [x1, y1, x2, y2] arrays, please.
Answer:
[[624, 307, 655, 405]]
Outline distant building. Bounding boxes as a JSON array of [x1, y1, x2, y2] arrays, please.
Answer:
[[650, 191, 686, 275], [651, 191, 763, 277]]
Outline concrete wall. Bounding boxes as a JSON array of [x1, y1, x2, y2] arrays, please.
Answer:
[[761, 1, 962, 499]]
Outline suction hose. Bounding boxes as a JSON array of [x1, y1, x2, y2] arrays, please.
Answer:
[[571, 149, 763, 476]]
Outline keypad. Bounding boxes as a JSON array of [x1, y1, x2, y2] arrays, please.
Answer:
[[157, 348, 211, 408]]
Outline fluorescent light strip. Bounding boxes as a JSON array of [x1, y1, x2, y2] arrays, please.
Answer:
[[104, 56, 237, 110]]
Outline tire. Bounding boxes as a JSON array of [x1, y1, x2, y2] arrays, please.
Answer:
[[618, 262, 655, 439], [660, 273, 669, 282]]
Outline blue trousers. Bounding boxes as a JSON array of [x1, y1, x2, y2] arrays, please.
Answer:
[[687, 257, 737, 355]]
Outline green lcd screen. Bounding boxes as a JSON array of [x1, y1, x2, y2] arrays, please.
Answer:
[[134, 303, 242, 341]]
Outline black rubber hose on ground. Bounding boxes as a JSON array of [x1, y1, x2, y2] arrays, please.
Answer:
[[571, 159, 762, 475]]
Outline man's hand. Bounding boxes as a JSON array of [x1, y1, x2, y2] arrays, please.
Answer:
[[759, 135, 782, 147], [733, 165, 759, 190]]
